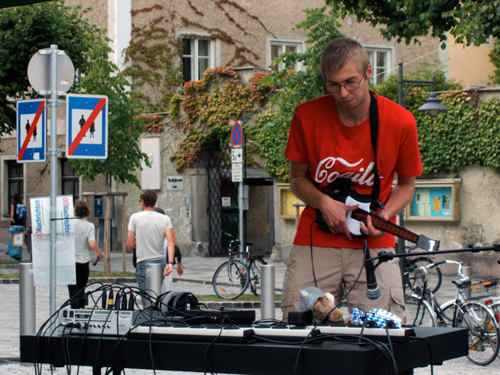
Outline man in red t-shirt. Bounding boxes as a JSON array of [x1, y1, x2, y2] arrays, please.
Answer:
[[282, 38, 423, 320]]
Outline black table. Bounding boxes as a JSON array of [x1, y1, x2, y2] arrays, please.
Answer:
[[21, 327, 468, 375]]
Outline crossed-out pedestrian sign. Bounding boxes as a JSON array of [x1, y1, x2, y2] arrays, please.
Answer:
[[66, 94, 108, 159], [17, 99, 46, 163]]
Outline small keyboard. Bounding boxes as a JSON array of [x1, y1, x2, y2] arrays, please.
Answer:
[[128, 324, 416, 343]]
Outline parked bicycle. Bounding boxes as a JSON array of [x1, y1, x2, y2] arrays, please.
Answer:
[[403, 245, 443, 296], [212, 231, 267, 300], [403, 259, 500, 365]]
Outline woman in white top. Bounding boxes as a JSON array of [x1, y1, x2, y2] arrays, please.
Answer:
[[68, 200, 104, 308]]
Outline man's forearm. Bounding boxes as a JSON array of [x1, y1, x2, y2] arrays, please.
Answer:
[[382, 182, 415, 220], [290, 175, 327, 210]]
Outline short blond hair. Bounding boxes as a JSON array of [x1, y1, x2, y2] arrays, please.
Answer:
[[320, 38, 370, 81]]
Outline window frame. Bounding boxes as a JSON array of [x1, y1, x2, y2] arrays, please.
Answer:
[[364, 43, 395, 86], [60, 158, 80, 203], [266, 37, 306, 72], [177, 29, 220, 82], [2, 156, 25, 219]]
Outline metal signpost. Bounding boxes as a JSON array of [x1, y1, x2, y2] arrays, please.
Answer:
[[27, 45, 74, 317], [17, 99, 46, 163], [231, 121, 244, 258]]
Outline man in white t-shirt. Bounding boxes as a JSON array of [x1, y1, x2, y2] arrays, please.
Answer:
[[127, 189, 175, 307]]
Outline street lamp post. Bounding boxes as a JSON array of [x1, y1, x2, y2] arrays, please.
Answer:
[[396, 61, 448, 258]]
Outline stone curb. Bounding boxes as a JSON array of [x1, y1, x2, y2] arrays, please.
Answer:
[[0, 277, 280, 310], [0, 276, 283, 291]]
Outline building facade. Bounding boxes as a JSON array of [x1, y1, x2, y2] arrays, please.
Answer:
[[4, 1, 499, 276]]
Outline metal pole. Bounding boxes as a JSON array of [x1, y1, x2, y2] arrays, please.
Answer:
[[104, 195, 111, 275], [122, 195, 127, 274], [396, 61, 406, 256], [260, 264, 275, 319], [145, 263, 162, 308], [49, 45, 59, 317], [238, 182, 244, 262], [397, 62, 404, 108], [19, 263, 36, 335]]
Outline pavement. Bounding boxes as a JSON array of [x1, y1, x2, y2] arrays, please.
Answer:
[[1, 234, 499, 374]]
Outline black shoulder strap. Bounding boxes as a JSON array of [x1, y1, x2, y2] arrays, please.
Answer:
[[369, 92, 381, 200]]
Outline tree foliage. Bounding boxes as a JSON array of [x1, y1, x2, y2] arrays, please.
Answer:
[[0, 0, 148, 187], [257, 6, 463, 182], [416, 92, 500, 176], [0, 1, 94, 133], [328, 0, 500, 47], [257, 7, 343, 181]]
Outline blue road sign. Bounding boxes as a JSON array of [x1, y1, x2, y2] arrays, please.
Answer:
[[231, 121, 243, 148], [94, 196, 104, 219], [17, 99, 46, 163], [66, 94, 108, 159]]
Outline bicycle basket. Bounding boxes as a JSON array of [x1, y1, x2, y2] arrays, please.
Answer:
[[461, 278, 499, 300]]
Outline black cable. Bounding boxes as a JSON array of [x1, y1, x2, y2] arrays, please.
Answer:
[[92, 300, 115, 371], [384, 325, 399, 374], [321, 334, 398, 374], [147, 307, 158, 375], [202, 314, 232, 375], [309, 220, 318, 287], [411, 336, 434, 375], [61, 325, 70, 374]]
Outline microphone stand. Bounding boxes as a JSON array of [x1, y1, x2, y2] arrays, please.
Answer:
[[372, 244, 500, 267]]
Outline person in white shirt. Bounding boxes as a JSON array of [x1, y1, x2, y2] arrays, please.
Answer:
[[127, 190, 175, 307], [68, 200, 104, 309]]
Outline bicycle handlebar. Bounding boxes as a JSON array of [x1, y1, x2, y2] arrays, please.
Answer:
[[418, 259, 468, 280]]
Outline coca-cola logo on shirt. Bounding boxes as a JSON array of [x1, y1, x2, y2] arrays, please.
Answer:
[[314, 157, 378, 186]]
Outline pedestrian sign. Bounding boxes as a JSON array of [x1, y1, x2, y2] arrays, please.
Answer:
[[66, 94, 108, 159], [231, 148, 243, 163], [231, 121, 243, 149], [17, 99, 46, 163]]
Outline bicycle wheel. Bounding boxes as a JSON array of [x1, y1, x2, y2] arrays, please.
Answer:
[[490, 302, 500, 358], [402, 294, 436, 327], [212, 260, 249, 300], [491, 301, 500, 325], [406, 257, 443, 294], [454, 301, 500, 365], [249, 257, 266, 296]]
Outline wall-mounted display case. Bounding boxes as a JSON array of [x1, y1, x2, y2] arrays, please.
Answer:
[[404, 179, 461, 222], [277, 183, 305, 219]]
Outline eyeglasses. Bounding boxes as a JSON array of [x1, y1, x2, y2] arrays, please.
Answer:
[[138, 199, 142, 203], [326, 74, 365, 93]]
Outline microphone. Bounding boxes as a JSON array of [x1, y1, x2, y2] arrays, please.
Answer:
[[364, 242, 381, 300]]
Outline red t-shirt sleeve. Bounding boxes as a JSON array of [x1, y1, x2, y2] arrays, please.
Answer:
[[285, 110, 309, 165]]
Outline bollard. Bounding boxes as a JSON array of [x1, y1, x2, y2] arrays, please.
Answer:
[[462, 265, 471, 278], [20, 263, 36, 335], [145, 263, 162, 308], [261, 264, 275, 319]]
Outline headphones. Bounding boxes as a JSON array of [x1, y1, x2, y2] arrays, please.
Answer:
[[160, 291, 199, 314]]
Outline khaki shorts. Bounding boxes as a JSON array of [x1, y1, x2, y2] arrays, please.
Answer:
[[281, 245, 404, 321]]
